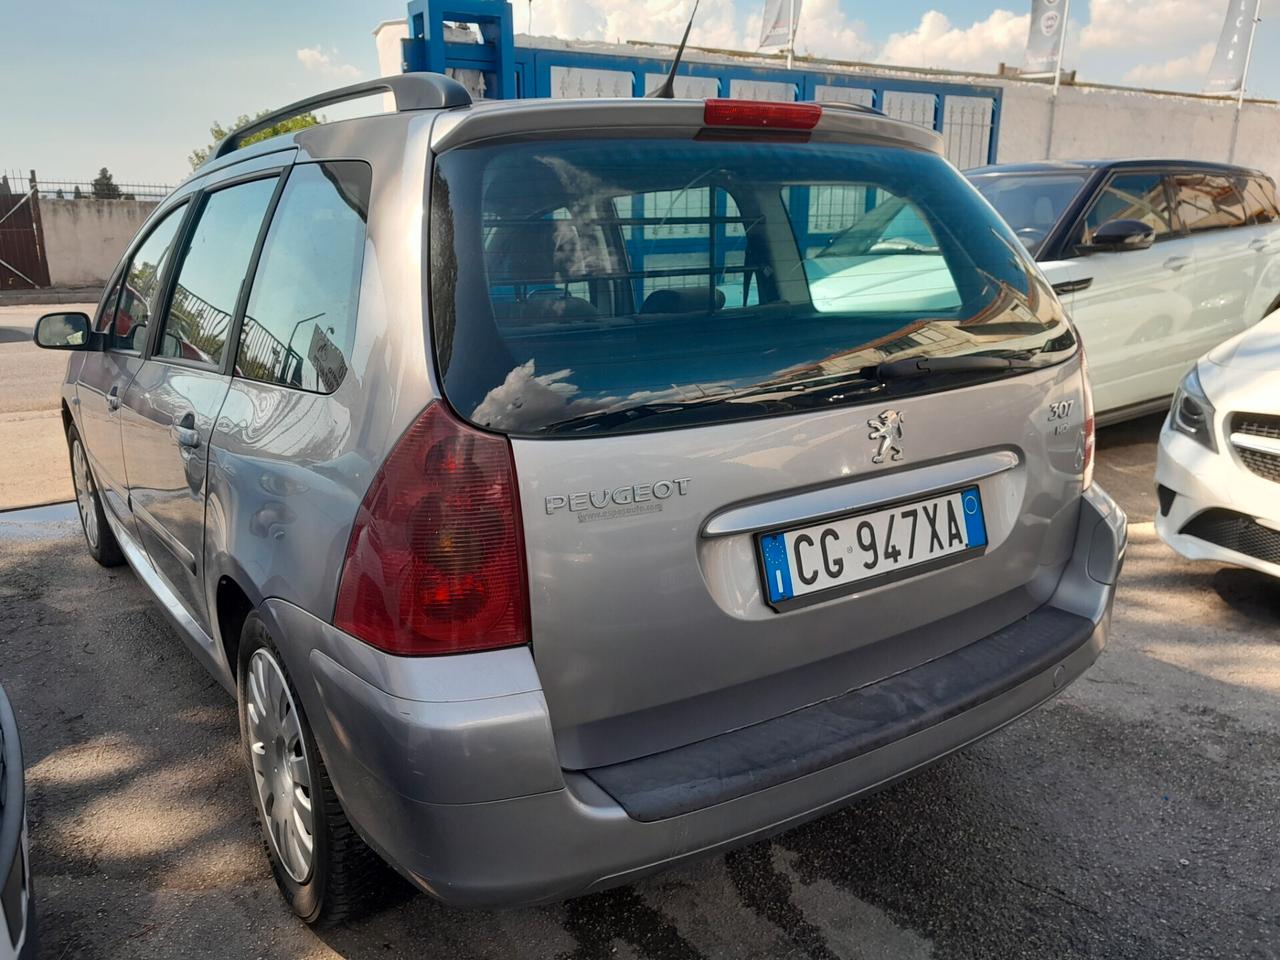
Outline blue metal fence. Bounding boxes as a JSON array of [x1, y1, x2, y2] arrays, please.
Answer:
[[400, 0, 1002, 168]]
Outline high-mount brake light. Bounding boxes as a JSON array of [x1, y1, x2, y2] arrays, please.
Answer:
[[334, 402, 530, 656], [703, 99, 822, 130]]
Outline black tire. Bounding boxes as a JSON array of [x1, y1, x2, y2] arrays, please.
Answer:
[[236, 613, 392, 926], [66, 424, 124, 567]]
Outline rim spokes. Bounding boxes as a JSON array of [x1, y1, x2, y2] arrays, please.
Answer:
[[245, 648, 315, 883], [72, 441, 99, 548]]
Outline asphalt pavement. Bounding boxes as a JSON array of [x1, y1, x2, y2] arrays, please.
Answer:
[[1, 417, 1278, 959], [0, 304, 97, 510]]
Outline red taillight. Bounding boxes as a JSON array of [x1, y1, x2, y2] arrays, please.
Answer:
[[703, 99, 822, 130], [334, 402, 529, 655], [1079, 345, 1096, 489]]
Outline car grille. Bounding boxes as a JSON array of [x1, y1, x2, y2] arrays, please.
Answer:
[[1180, 509, 1280, 565], [1231, 413, 1280, 483]]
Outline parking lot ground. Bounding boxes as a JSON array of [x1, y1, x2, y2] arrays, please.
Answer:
[[0, 304, 96, 510], [2, 420, 1279, 960]]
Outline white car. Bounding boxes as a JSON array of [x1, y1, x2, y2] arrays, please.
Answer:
[[1154, 310, 1280, 578], [969, 160, 1280, 423]]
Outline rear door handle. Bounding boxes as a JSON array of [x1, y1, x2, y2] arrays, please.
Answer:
[[174, 428, 201, 449], [1163, 255, 1191, 272], [106, 386, 121, 412], [173, 412, 201, 450]]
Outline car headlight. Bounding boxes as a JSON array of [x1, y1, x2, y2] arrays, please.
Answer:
[[1169, 365, 1217, 452]]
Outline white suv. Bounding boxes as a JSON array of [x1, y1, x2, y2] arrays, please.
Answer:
[[969, 160, 1280, 423]]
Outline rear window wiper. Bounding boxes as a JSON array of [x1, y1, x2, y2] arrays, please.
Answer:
[[871, 354, 1040, 380], [542, 374, 881, 435]]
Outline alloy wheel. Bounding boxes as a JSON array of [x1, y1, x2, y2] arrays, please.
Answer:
[[71, 439, 99, 550], [245, 648, 315, 883]]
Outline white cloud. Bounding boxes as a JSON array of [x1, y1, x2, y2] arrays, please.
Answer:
[[525, 0, 872, 60], [1123, 41, 1216, 85], [1080, 0, 1222, 50], [296, 46, 362, 80], [528, 0, 747, 49], [878, 9, 1029, 72], [794, 0, 876, 61], [515, 1, 1238, 93]]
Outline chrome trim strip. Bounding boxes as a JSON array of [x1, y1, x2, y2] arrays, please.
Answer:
[[1230, 432, 1280, 456], [702, 450, 1020, 537]]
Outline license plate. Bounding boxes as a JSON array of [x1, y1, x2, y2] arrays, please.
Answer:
[[758, 486, 987, 609]]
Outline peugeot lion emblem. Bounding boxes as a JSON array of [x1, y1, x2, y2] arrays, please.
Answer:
[[868, 410, 905, 464]]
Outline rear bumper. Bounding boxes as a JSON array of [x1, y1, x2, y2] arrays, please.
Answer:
[[265, 485, 1125, 908]]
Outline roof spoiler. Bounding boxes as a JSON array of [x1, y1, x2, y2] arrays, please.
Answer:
[[210, 73, 472, 162]]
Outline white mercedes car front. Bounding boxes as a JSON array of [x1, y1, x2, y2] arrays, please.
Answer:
[[1155, 310, 1280, 577]]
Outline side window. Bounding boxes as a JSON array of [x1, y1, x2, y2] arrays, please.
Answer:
[[805, 186, 961, 314], [238, 162, 371, 393], [94, 277, 123, 335], [157, 177, 277, 367], [1239, 176, 1279, 225], [1172, 173, 1247, 233], [108, 205, 186, 351], [619, 187, 755, 311], [1081, 173, 1174, 243], [819, 194, 941, 256]]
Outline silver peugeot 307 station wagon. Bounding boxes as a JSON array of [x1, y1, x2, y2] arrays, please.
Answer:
[[34, 74, 1126, 924]]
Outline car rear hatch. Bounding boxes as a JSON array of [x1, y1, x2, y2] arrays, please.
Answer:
[[427, 100, 1089, 770]]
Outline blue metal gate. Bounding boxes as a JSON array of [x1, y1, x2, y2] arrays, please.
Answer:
[[400, 0, 1002, 168]]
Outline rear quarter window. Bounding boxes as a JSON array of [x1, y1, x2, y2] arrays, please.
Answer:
[[237, 161, 371, 394], [1171, 173, 1247, 232]]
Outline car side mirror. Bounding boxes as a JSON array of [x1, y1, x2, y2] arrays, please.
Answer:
[[1081, 219, 1155, 253], [33, 312, 94, 350]]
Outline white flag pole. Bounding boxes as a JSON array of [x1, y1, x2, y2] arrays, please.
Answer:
[[787, 0, 797, 69], [1052, 0, 1071, 97], [1229, 0, 1262, 162], [1045, 0, 1072, 157]]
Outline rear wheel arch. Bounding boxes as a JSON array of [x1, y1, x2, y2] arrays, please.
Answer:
[[215, 575, 257, 681]]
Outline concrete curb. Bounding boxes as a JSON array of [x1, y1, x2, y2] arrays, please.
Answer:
[[0, 288, 102, 307]]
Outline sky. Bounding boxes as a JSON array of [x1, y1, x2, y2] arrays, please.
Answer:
[[5, 0, 1277, 185]]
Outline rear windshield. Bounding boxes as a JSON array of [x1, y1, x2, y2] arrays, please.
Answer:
[[967, 172, 1089, 256], [430, 136, 1075, 437]]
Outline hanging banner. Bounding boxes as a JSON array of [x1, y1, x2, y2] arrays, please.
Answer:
[[1022, 0, 1066, 73], [1204, 0, 1260, 94], [758, 0, 803, 50]]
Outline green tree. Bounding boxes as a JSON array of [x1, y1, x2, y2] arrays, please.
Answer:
[[92, 167, 121, 200], [73, 185, 83, 200], [188, 111, 322, 169]]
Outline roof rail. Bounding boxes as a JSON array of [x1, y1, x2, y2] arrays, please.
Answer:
[[815, 101, 887, 118], [210, 73, 472, 161]]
